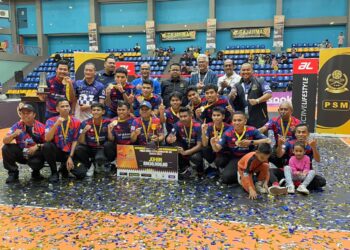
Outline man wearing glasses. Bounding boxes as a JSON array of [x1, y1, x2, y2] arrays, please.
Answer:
[[132, 62, 161, 96]]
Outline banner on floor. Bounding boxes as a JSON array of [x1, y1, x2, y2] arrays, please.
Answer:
[[206, 18, 216, 49], [273, 15, 285, 48], [292, 58, 319, 132], [231, 27, 270, 39], [316, 48, 350, 134], [160, 31, 196, 41], [116, 145, 178, 181]]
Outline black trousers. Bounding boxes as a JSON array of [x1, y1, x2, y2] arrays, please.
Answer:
[[103, 141, 120, 162], [202, 147, 231, 169], [42, 142, 87, 179], [269, 168, 326, 190], [74, 144, 114, 168], [220, 157, 241, 185], [178, 152, 203, 173], [2, 144, 44, 174]]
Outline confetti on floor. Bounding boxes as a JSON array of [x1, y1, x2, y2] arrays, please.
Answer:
[[0, 205, 350, 249], [0, 136, 349, 249]]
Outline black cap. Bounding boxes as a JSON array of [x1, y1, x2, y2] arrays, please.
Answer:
[[19, 104, 35, 113]]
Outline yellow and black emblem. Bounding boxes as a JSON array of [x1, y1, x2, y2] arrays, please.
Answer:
[[325, 70, 349, 93]]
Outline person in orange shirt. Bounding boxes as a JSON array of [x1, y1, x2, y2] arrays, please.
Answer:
[[238, 143, 271, 200]]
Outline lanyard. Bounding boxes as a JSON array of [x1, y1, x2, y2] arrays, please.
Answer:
[[235, 126, 246, 142], [183, 120, 193, 146], [280, 117, 291, 137], [213, 124, 224, 138], [141, 118, 152, 142], [170, 107, 179, 118], [199, 71, 208, 83], [93, 120, 103, 146], [61, 116, 71, 143]]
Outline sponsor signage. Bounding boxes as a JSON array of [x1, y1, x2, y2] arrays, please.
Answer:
[[316, 48, 350, 134], [115, 62, 136, 76], [231, 27, 271, 39], [160, 31, 196, 41], [292, 59, 319, 132]]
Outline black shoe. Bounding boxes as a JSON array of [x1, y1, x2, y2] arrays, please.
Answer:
[[6, 171, 19, 184], [49, 173, 59, 183], [59, 167, 69, 179], [31, 171, 45, 181]]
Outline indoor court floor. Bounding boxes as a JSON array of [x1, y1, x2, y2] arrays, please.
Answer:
[[0, 128, 350, 249]]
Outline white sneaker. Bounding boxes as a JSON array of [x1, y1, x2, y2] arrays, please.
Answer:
[[287, 185, 295, 194], [86, 165, 94, 177], [255, 181, 268, 194], [297, 185, 309, 195]]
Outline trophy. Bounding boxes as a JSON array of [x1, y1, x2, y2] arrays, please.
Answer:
[[37, 72, 49, 94]]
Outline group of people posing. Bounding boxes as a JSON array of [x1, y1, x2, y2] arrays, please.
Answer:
[[2, 53, 326, 199]]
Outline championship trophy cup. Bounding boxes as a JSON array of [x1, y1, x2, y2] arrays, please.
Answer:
[[37, 72, 49, 94]]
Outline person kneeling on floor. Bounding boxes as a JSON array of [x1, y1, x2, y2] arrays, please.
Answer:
[[2, 104, 45, 183], [75, 102, 112, 177], [238, 143, 272, 200], [42, 98, 84, 183]]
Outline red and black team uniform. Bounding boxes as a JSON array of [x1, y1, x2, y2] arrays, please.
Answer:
[[74, 117, 111, 169]]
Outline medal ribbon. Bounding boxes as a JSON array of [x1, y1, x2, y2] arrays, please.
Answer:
[[213, 124, 224, 138], [93, 120, 103, 146], [170, 107, 179, 118], [141, 119, 152, 142], [235, 126, 246, 142], [61, 116, 71, 143], [183, 120, 193, 146], [280, 117, 291, 137]]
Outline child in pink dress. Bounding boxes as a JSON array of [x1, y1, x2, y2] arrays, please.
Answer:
[[284, 141, 316, 194]]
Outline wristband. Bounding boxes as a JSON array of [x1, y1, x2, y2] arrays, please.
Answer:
[[256, 99, 260, 104]]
